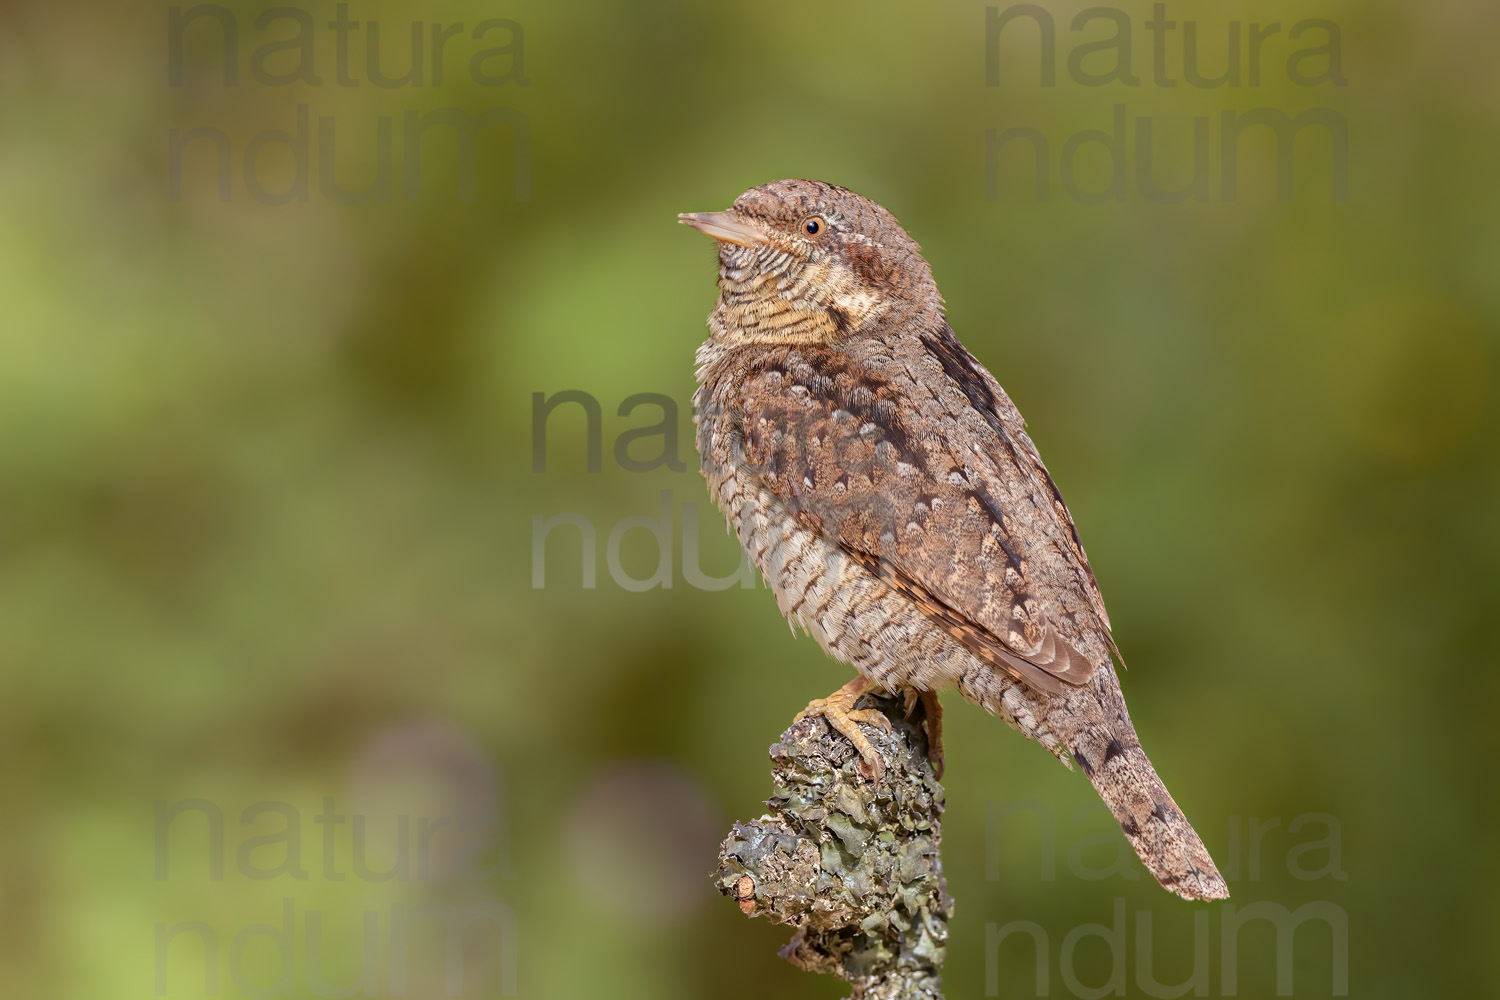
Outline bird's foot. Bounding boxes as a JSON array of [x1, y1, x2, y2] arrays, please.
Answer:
[[796, 676, 891, 781], [919, 689, 946, 779], [901, 688, 946, 779]]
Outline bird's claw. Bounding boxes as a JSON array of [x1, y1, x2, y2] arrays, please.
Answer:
[[797, 677, 890, 781], [902, 688, 946, 780]]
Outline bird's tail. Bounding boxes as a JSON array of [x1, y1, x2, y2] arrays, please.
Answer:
[[1065, 716, 1229, 901]]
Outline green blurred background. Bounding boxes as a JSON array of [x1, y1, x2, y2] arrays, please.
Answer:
[[2, 0, 1496, 997]]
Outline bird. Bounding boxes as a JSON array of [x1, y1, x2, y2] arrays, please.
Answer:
[[680, 178, 1229, 901]]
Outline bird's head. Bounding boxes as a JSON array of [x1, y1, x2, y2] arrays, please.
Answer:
[[680, 179, 941, 345]]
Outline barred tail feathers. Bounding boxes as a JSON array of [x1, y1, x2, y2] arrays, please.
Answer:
[[1070, 722, 1229, 901]]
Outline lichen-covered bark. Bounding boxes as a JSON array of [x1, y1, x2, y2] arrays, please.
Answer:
[[715, 694, 953, 1000]]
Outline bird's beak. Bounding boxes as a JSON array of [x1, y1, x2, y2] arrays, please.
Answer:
[[677, 211, 767, 248]]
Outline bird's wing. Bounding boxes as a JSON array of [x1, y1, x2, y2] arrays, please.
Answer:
[[917, 322, 1114, 634], [723, 330, 1102, 696]]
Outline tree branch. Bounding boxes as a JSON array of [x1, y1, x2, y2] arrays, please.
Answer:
[[715, 693, 953, 1000]]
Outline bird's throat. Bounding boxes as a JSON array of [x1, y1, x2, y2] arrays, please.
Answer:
[[710, 256, 888, 346], [709, 295, 847, 346]]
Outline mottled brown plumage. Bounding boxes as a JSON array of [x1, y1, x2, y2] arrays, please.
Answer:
[[682, 179, 1228, 901]]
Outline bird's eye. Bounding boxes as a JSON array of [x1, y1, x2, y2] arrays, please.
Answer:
[[802, 217, 825, 236]]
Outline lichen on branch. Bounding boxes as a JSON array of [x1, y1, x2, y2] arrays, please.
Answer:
[[715, 693, 953, 1000]]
